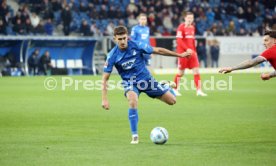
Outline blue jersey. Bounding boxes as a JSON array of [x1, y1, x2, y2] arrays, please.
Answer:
[[104, 40, 153, 82], [130, 25, 150, 44]]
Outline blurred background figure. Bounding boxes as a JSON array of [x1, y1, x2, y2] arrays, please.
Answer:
[[61, 5, 72, 36], [0, 20, 6, 35], [210, 39, 220, 68], [44, 18, 54, 35], [28, 49, 40, 75], [80, 20, 93, 36], [197, 41, 207, 68], [40, 50, 52, 75]]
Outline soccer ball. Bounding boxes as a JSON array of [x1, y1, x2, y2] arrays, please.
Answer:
[[150, 127, 169, 145]]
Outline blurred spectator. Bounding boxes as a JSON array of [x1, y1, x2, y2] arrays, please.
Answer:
[[43, 8, 54, 20], [105, 21, 115, 36], [213, 21, 225, 36], [115, 8, 124, 19], [80, 20, 93, 36], [79, 2, 88, 13], [210, 39, 220, 68], [213, 7, 221, 21], [12, 12, 21, 25], [90, 23, 98, 36], [40, 50, 52, 75], [108, 6, 117, 19], [127, 14, 138, 28], [236, 7, 245, 20], [2, 12, 11, 27], [34, 21, 45, 35], [197, 41, 207, 68], [155, 12, 163, 28], [13, 19, 25, 35], [51, 0, 62, 12], [44, 18, 54, 35], [203, 28, 214, 37], [0, 19, 6, 35], [61, 5, 72, 36], [0, 1, 9, 19], [244, 7, 256, 23], [28, 49, 40, 75], [172, 14, 180, 30], [163, 12, 173, 31], [226, 20, 235, 36], [30, 12, 40, 28], [90, 23, 102, 37], [20, 5, 30, 23], [127, 3, 138, 14], [0, 55, 6, 76], [99, 5, 108, 19], [25, 18, 35, 34], [236, 28, 247, 36], [89, 8, 99, 20], [206, 8, 215, 24]]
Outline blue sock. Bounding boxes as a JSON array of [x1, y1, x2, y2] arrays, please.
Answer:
[[128, 108, 138, 135]]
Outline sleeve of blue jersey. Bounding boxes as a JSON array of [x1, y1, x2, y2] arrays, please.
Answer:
[[103, 52, 115, 73], [137, 42, 153, 54]]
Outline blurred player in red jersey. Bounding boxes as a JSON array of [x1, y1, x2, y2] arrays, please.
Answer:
[[173, 12, 207, 96], [219, 30, 276, 80]]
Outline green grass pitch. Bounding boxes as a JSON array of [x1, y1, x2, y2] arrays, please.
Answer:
[[0, 74, 275, 166]]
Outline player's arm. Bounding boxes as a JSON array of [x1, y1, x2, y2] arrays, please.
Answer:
[[219, 56, 266, 74], [152, 47, 192, 58], [102, 72, 110, 110]]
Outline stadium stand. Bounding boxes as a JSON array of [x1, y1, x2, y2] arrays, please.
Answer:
[[0, 0, 275, 37]]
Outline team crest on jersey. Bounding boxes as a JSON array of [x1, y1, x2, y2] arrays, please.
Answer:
[[122, 58, 136, 70], [132, 50, 137, 56], [141, 34, 148, 39]]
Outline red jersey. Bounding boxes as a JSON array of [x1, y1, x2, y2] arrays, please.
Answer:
[[260, 45, 276, 69], [176, 23, 196, 53]]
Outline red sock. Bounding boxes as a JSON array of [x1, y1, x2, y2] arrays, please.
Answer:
[[194, 74, 201, 90], [174, 74, 182, 89]]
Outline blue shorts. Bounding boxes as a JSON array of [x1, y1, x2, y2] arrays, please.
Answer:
[[123, 78, 169, 98]]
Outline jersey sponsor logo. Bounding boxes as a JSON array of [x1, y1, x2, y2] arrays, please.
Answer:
[[141, 34, 148, 39], [176, 31, 182, 38], [121, 58, 136, 70]]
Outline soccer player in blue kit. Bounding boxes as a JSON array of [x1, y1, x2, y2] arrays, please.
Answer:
[[131, 13, 151, 66], [101, 26, 192, 144]]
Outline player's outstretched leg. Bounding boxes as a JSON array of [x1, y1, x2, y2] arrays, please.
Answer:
[[173, 69, 185, 96], [158, 91, 176, 105], [126, 91, 139, 144]]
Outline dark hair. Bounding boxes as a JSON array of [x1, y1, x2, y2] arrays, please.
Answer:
[[113, 26, 128, 36], [264, 30, 276, 38]]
